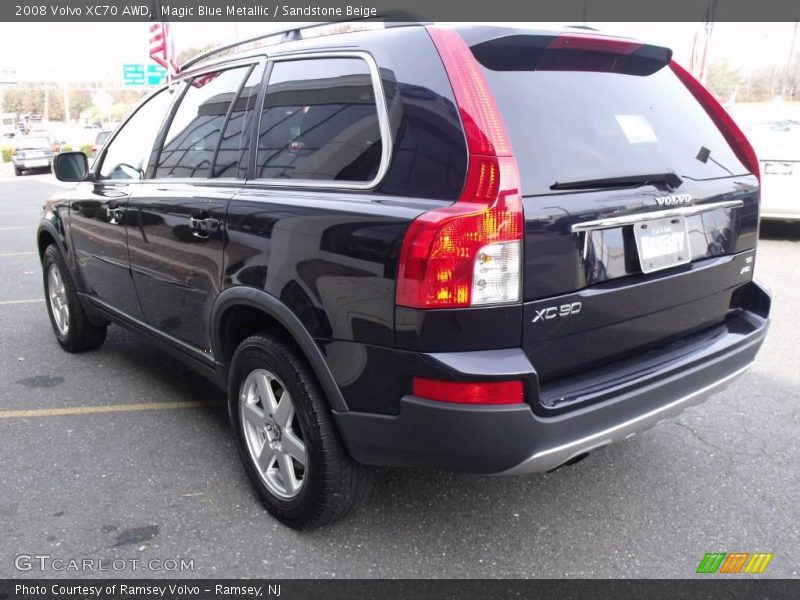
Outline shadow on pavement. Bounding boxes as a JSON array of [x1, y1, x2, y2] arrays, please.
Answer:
[[760, 220, 800, 241]]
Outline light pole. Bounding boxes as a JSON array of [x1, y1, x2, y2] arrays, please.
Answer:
[[781, 21, 798, 99]]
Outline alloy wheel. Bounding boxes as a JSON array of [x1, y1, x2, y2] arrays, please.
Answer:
[[240, 368, 307, 498]]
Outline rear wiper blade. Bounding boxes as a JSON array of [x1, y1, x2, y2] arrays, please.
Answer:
[[550, 172, 683, 191]]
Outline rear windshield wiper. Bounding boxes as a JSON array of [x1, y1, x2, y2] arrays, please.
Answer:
[[550, 172, 683, 191]]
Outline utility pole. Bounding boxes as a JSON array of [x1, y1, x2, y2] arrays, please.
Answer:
[[699, 0, 718, 86], [63, 80, 70, 124], [781, 21, 798, 99]]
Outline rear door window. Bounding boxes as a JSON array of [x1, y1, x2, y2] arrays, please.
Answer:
[[477, 45, 748, 196], [155, 66, 251, 179], [214, 64, 265, 179], [256, 57, 383, 184]]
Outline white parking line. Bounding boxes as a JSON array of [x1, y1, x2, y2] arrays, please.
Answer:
[[0, 298, 44, 305], [0, 251, 37, 257], [0, 226, 34, 231]]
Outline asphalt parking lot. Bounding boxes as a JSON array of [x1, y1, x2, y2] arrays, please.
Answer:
[[1, 168, 798, 579]]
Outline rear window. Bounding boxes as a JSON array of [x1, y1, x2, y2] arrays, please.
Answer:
[[16, 137, 49, 148], [480, 57, 748, 195]]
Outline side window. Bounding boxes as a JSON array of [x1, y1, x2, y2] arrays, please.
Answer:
[[155, 66, 250, 179], [99, 89, 173, 180], [256, 57, 383, 183], [214, 64, 265, 178]]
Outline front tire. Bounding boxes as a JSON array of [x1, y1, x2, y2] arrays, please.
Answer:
[[14, 165, 23, 176], [42, 245, 107, 352], [229, 334, 369, 528]]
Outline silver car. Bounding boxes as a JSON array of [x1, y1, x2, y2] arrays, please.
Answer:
[[747, 119, 800, 222], [12, 135, 57, 176]]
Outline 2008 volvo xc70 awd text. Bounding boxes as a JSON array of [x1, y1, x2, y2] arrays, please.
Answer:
[[37, 23, 770, 528]]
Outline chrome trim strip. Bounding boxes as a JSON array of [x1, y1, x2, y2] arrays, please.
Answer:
[[569, 200, 744, 233], [499, 362, 752, 475], [252, 51, 393, 191]]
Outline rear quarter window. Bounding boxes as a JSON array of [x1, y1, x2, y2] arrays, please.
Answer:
[[255, 57, 384, 184]]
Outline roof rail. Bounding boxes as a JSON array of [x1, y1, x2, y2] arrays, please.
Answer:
[[180, 14, 423, 72]]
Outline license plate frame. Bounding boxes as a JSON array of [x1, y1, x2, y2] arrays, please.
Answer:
[[25, 159, 49, 168], [633, 215, 691, 274]]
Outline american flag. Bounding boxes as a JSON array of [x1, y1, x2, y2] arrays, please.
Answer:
[[149, 21, 178, 80]]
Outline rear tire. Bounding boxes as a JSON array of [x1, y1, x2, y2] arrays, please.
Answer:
[[42, 244, 107, 352], [229, 334, 369, 529], [14, 165, 22, 176]]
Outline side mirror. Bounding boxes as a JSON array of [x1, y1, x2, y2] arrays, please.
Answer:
[[53, 151, 90, 182]]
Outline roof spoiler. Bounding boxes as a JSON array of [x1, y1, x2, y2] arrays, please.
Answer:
[[471, 32, 672, 76]]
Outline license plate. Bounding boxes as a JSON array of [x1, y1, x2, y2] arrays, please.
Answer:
[[26, 159, 49, 168], [27, 150, 44, 158], [633, 216, 691, 274], [764, 161, 794, 176]]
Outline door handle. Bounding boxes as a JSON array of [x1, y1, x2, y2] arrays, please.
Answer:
[[107, 206, 125, 224], [189, 216, 221, 238]]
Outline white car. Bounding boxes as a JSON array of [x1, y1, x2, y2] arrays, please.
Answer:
[[747, 119, 800, 222]]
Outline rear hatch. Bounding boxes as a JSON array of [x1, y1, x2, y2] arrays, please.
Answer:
[[15, 136, 55, 160], [465, 28, 760, 395]]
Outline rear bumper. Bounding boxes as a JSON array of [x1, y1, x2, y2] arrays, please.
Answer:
[[334, 280, 770, 474], [13, 157, 52, 169]]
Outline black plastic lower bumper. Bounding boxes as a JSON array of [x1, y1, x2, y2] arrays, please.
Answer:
[[333, 281, 771, 474]]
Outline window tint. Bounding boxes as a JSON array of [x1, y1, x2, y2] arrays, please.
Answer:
[[99, 89, 172, 180], [256, 58, 382, 183], [156, 67, 249, 179], [482, 63, 748, 195], [214, 64, 264, 178]]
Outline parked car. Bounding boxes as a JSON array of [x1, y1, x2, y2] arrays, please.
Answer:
[[1, 113, 17, 139], [90, 130, 113, 159], [39, 23, 770, 528], [745, 118, 800, 222], [12, 135, 58, 176]]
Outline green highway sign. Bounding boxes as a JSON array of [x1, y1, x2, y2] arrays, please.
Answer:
[[123, 63, 168, 87], [147, 64, 168, 86], [123, 63, 145, 87]]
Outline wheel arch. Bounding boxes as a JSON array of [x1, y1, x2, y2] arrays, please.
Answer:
[[38, 221, 88, 294], [37, 223, 64, 260], [211, 286, 348, 413]]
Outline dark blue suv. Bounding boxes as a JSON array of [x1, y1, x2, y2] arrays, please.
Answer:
[[40, 23, 770, 528]]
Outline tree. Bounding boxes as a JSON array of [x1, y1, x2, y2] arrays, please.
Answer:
[[705, 60, 742, 102], [177, 45, 217, 67], [1, 87, 44, 116]]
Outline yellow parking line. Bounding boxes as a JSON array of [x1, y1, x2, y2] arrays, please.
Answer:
[[0, 401, 208, 419], [0, 298, 44, 305], [0, 251, 37, 257]]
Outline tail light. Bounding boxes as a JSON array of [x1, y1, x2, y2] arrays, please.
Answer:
[[11, 148, 17, 156], [52, 144, 61, 153], [413, 377, 524, 405], [91, 145, 98, 156], [670, 60, 760, 188], [395, 26, 523, 309]]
